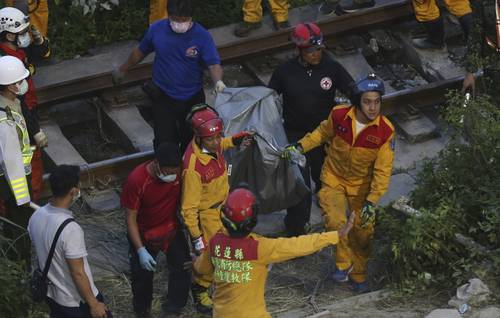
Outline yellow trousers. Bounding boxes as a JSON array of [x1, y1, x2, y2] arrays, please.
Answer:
[[242, 0, 289, 23], [4, 0, 49, 36], [318, 183, 374, 283], [193, 208, 223, 288], [149, 0, 168, 25], [412, 0, 471, 22]]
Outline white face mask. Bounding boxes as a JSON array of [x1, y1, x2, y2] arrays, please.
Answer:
[[170, 21, 192, 34], [157, 173, 177, 183], [71, 189, 81, 206], [15, 79, 29, 96], [17, 32, 31, 48]]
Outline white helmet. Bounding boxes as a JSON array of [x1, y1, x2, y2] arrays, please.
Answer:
[[0, 7, 30, 34], [0, 56, 30, 85]]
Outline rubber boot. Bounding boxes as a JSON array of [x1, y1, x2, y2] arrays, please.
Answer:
[[412, 17, 446, 50], [458, 13, 473, 42], [191, 283, 212, 315]]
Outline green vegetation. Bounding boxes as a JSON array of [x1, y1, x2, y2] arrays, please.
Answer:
[[45, 0, 315, 59], [380, 87, 500, 291]]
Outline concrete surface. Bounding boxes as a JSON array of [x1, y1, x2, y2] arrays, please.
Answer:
[[41, 119, 87, 167]]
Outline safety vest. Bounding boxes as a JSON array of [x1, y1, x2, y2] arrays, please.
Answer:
[[0, 106, 33, 176]]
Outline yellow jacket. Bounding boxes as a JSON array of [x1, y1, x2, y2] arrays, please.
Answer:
[[299, 105, 395, 203], [181, 137, 234, 239], [194, 230, 340, 318]]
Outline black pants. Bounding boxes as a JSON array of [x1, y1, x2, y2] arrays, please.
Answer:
[[284, 131, 326, 236], [0, 174, 33, 266], [129, 230, 192, 314], [46, 293, 112, 318], [150, 85, 205, 152]]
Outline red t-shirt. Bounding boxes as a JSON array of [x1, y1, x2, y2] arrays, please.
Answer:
[[0, 43, 38, 110], [121, 161, 180, 233]]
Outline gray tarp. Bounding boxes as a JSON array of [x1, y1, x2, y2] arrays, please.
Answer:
[[215, 86, 309, 214]]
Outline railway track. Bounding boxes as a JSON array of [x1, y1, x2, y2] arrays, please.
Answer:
[[37, 0, 468, 197]]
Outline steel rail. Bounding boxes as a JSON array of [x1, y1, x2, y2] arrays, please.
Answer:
[[36, 0, 412, 105]]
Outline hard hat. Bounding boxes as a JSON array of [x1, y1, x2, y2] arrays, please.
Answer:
[[187, 103, 224, 138], [0, 7, 30, 34], [221, 185, 259, 238], [353, 73, 385, 96], [291, 23, 325, 49], [0, 55, 30, 85]]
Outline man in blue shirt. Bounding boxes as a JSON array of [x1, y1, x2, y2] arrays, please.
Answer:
[[113, 0, 225, 152]]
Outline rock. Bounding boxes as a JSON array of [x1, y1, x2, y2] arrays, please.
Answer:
[[83, 189, 121, 213], [471, 307, 500, 318], [449, 278, 491, 308], [425, 309, 461, 318]]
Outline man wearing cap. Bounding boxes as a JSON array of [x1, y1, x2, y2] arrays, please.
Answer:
[[283, 74, 395, 293], [121, 142, 192, 318], [269, 22, 354, 237]]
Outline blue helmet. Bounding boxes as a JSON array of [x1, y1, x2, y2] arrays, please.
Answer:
[[353, 73, 385, 96]]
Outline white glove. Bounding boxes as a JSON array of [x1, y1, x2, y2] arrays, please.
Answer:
[[193, 236, 206, 254], [215, 80, 226, 93], [111, 68, 125, 86], [33, 130, 48, 148], [31, 25, 44, 45]]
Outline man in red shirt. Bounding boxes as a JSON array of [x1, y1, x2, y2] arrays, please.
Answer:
[[121, 143, 192, 318], [0, 7, 51, 202]]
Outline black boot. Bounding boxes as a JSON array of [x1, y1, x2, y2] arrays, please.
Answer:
[[458, 13, 473, 42], [412, 17, 446, 50]]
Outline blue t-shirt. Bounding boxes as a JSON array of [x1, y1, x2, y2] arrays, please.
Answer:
[[139, 19, 221, 101]]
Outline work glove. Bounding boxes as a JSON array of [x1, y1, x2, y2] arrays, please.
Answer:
[[281, 142, 304, 159], [33, 130, 48, 148], [137, 246, 157, 271], [214, 80, 226, 94], [360, 201, 376, 228], [111, 68, 125, 86], [30, 25, 44, 45], [192, 236, 206, 255], [232, 131, 254, 146]]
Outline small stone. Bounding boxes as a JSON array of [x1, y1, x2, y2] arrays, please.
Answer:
[[425, 309, 461, 318]]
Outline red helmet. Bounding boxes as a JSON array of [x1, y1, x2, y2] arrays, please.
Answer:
[[188, 104, 224, 137], [291, 22, 324, 49], [221, 186, 258, 237]]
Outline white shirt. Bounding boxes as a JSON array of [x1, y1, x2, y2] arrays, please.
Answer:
[[355, 118, 367, 137], [28, 204, 99, 307]]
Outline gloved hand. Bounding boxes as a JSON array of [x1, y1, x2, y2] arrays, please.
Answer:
[[232, 131, 254, 146], [33, 130, 48, 148], [192, 236, 206, 255], [137, 246, 157, 271], [215, 80, 226, 94], [30, 25, 44, 45], [360, 201, 376, 228], [281, 142, 303, 159], [111, 68, 125, 86]]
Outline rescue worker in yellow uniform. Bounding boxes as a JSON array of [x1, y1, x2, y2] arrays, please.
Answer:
[[284, 73, 395, 293], [149, 0, 168, 25], [181, 104, 253, 314], [0, 55, 37, 265], [194, 186, 355, 318], [234, 0, 290, 37], [4, 0, 49, 37], [411, 0, 473, 50]]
